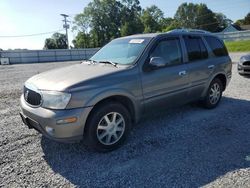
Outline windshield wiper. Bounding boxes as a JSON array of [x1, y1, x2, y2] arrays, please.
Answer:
[[82, 59, 98, 64], [83, 59, 118, 67], [98, 61, 118, 67]]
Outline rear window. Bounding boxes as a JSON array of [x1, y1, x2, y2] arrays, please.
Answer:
[[204, 36, 228, 57], [183, 36, 208, 62]]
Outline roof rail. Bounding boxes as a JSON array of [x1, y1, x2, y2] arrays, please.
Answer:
[[168, 28, 210, 34]]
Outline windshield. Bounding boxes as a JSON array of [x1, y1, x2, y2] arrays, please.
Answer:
[[90, 37, 151, 65]]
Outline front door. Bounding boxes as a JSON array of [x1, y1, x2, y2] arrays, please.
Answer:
[[140, 37, 190, 111]]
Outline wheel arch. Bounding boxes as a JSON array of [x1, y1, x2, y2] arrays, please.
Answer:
[[202, 73, 227, 98], [213, 73, 227, 91], [84, 93, 140, 134]]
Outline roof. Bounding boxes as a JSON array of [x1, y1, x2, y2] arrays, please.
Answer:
[[120, 29, 214, 39], [121, 33, 159, 39], [222, 24, 241, 33]]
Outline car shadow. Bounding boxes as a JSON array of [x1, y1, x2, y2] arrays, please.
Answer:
[[41, 96, 250, 187]]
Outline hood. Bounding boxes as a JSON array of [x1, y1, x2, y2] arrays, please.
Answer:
[[26, 63, 123, 91], [241, 54, 250, 61]]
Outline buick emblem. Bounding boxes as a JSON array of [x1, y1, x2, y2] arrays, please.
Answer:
[[24, 90, 29, 101]]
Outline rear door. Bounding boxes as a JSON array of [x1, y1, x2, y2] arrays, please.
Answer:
[[182, 35, 212, 100], [140, 36, 190, 111], [203, 36, 232, 78]]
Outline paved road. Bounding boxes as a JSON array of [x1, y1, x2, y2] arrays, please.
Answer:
[[0, 61, 250, 187]]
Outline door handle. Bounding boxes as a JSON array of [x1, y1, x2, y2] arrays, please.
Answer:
[[208, 65, 215, 69], [179, 70, 187, 76]]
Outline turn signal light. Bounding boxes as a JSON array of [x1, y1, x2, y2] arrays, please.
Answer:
[[56, 117, 77, 125]]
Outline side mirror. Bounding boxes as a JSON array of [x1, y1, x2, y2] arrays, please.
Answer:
[[149, 57, 168, 69]]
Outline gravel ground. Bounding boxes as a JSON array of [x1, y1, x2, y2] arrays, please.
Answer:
[[0, 60, 250, 187]]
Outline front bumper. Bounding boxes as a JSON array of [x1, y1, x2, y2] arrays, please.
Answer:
[[238, 64, 250, 75], [20, 95, 93, 143]]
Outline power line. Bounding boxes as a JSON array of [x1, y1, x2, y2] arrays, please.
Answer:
[[0, 29, 64, 38]]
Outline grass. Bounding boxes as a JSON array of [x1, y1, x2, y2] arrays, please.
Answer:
[[225, 40, 250, 52]]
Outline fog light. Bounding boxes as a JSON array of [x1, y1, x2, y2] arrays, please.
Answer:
[[56, 117, 77, 125], [45, 126, 55, 135]]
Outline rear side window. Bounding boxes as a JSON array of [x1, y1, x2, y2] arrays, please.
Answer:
[[204, 36, 228, 57], [184, 36, 208, 62]]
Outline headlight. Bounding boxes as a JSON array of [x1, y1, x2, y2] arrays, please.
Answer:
[[41, 90, 71, 109], [239, 57, 245, 65]]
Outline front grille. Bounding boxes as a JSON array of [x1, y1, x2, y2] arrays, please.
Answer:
[[243, 61, 250, 66], [24, 86, 42, 106]]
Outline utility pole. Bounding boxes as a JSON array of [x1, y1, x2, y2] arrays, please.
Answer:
[[60, 14, 70, 49]]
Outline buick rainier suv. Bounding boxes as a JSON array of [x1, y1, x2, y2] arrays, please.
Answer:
[[20, 29, 232, 151]]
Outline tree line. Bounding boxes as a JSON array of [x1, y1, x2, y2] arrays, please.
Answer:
[[44, 0, 250, 49]]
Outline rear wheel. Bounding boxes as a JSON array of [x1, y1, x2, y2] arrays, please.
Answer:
[[85, 102, 131, 152], [202, 78, 223, 109]]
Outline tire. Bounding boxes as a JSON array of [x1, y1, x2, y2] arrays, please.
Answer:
[[202, 78, 223, 109], [84, 101, 131, 152]]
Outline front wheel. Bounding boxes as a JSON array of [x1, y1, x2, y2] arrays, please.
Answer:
[[85, 102, 131, 152], [202, 78, 223, 109]]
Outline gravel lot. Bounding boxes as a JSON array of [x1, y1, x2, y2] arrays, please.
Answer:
[[0, 59, 250, 187]]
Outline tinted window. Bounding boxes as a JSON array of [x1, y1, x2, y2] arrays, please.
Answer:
[[204, 36, 228, 57], [150, 38, 182, 66], [199, 38, 208, 59], [184, 36, 208, 61]]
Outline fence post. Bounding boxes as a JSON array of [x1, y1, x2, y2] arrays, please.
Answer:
[[54, 50, 57, 62], [70, 50, 73, 61], [37, 51, 40, 63]]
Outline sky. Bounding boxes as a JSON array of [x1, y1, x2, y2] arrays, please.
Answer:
[[0, 0, 249, 50]]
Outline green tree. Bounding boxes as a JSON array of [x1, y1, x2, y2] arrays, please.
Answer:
[[160, 17, 175, 31], [72, 0, 234, 48], [235, 19, 244, 26], [174, 3, 198, 29], [73, 0, 122, 47], [72, 0, 144, 47], [120, 0, 144, 36], [44, 33, 67, 49], [235, 12, 250, 26], [243, 12, 250, 24], [72, 13, 90, 33], [141, 5, 164, 33], [215, 13, 232, 31], [195, 4, 219, 32], [44, 38, 57, 49], [162, 20, 181, 32], [72, 32, 91, 48], [174, 3, 222, 32]]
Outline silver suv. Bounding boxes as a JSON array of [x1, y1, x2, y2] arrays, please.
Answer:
[[20, 30, 232, 151]]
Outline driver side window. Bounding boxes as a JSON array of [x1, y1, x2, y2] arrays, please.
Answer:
[[150, 38, 182, 67]]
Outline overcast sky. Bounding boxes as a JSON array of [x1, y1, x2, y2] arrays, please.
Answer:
[[0, 0, 249, 50]]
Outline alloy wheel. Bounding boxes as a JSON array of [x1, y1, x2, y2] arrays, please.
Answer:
[[209, 83, 221, 104], [96, 112, 125, 145]]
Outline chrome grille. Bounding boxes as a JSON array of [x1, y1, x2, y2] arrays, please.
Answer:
[[243, 61, 250, 66], [24, 86, 42, 106]]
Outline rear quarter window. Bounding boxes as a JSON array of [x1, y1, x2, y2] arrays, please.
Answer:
[[204, 36, 228, 57]]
